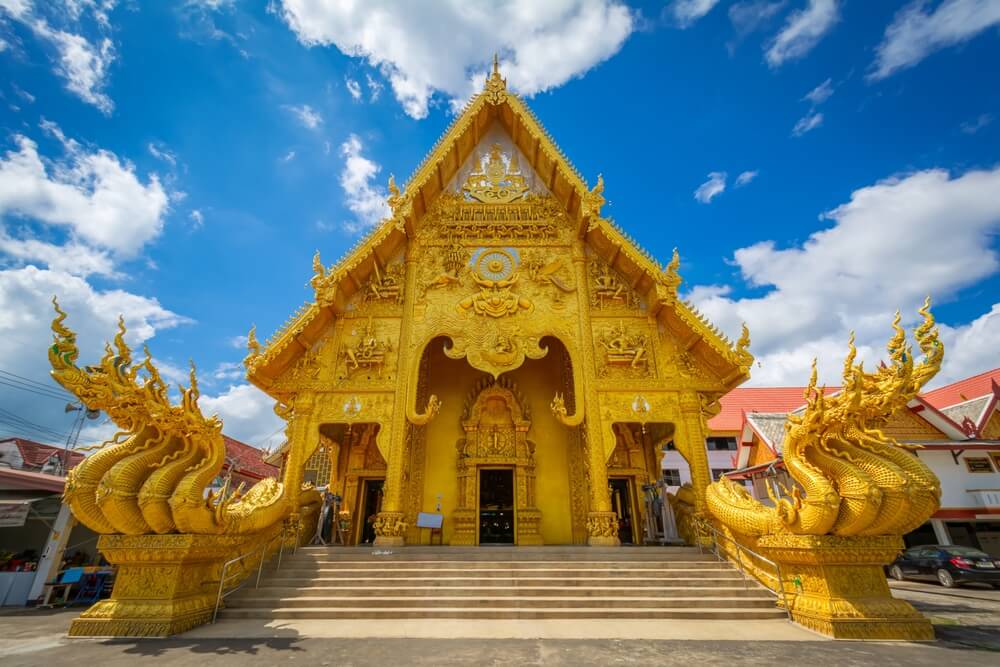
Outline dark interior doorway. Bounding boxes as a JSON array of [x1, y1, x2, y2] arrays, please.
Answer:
[[479, 469, 514, 544], [609, 478, 635, 544], [359, 478, 384, 545]]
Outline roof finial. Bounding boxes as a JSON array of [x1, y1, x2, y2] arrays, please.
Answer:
[[484, 53, 507, 105]]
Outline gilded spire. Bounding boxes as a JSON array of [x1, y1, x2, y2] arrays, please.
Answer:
[[483, 53, 507, 105]]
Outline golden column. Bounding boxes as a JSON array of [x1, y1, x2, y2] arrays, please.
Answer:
[[675, 390, 711, 511], [572, 246, 619, 545], [373, 248, 419, 546], [283, 393, 318, 531]]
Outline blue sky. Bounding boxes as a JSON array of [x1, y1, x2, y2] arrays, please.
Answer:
[[1, 1, 999, 449]]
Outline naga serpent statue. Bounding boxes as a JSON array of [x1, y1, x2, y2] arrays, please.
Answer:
[[706, 298, 943, 538], [48, 298, 317, 537]]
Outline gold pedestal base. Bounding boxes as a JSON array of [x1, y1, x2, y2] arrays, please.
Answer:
[[757, 534, 934, 640], [373, 535, 405, 546], [69, 533, 268, 637], [586, 511, 621, 547]]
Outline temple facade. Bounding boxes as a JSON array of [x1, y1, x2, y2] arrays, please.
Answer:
[[250, 61, 753, 547]]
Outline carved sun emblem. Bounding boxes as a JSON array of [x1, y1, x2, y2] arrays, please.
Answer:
[[477, 250, 515, 281]]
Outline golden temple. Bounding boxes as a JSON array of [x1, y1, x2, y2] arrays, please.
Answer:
[[47, 59, 944, 640]]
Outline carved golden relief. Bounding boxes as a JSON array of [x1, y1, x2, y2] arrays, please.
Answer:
[[594, 320, 654, 380], [422, 236, 468, 294], [458, 249, 533, 318], [342, 317, 391, 377], [363, 262, 404, 304], [589, 258, 641, 310], [462, 143, 530, 204], [418, 193, 567, 244]]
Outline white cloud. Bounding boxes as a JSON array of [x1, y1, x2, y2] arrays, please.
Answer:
[[284, 103, 323, 129], [281, 149, 296, 163], [365, 72, 382, 101], [961, 113, 994, 135], [199, 383, 285, 450], [694, 171, 727, 204], [765, 0, 839, 67], [0, 126, 169, 257], [345, 77, 362, 100], [735, 170, 758, 187], [792, 110, 823, 136], [147, 141, 177, 166], [189, 209, 204, 228], [688, 166, 1000, 387], [871, 0, 1000, 81], [228, 334, 248, 348], [0, 264, 187, 446], [1, 1, 118, 114], [274, 1, 635, 119], [0, 234, 115, 277], [729, 1, 787, 36], [803, 77, 833, 105], [933, 304, 1000, 388], [669, 0, 721, 28], [339, 134, 390, 232]]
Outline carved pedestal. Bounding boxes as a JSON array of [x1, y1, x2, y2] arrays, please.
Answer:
[[757, 534, 934, 640], [451, 509, 478, 545], [587, 511, 620, 546], [68, 533, 267, 637], [373, 510, 407, 546]]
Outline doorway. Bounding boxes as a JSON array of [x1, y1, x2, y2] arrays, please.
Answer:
[[479, 468, 515, 544], [357, 478, 384, 545], [609, 477, 635, 544]]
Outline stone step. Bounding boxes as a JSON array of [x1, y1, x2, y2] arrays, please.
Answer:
[[269, 566, 735, 578], [230, 595, 778, 609], [280, 559, 726, 569], [240, 585, 764, 598], [218, 607, 789, 621], [293, 547, 703, 558], [260, 575, 744, 589]]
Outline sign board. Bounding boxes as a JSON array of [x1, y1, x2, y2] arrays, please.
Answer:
[[0, 501, 30, 528], [416, 512, 443, 529]]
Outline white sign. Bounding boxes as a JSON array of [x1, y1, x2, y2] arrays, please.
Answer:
[[0, 502, 30, 528]]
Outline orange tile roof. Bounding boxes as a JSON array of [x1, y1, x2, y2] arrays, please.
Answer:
[[223, 436, 279, 480], [708, 387, 839, 432], [0, 437, 84, 472], [922, 368, 1000, 410]]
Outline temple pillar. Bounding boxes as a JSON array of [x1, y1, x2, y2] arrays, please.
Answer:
[[282, 393, 318, 533], [374, 248, 419, 546], [675, 390, 711, 511], [572, 246, 619, 546]]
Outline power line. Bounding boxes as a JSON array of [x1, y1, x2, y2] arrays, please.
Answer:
[[0, 422, 67, 445], [0, 378, 74, 402], [0, 407, 71, 441], [0, 368, 71, 394]]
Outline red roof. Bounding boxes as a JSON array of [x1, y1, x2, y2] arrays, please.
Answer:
[[0, 437, 84, 472], [223, 436, 279, 480], [922, 368, 1000, 410], [708, 387, 838, 432]]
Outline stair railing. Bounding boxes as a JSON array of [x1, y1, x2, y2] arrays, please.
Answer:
[[211, 527, 290, 624], [693, 518, 792, 619]]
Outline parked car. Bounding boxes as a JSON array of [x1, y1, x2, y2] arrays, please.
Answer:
[[888, 545, 1000, 588]]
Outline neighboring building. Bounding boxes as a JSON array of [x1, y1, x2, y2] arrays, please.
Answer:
[[0, 437, 84, 475], [713, 369, 1000, 556]]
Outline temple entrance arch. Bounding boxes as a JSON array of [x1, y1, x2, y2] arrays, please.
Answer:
[[453, 375, 542, 545], [605, 421, 677, 544]]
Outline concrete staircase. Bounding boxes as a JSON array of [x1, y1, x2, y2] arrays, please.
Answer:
[[218, 546, 786, 621]]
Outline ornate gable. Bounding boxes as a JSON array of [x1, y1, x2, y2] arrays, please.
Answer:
[[244, 60, 752, 393]]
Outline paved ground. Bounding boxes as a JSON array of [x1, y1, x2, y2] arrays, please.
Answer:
[[0, 579, 997, 666]]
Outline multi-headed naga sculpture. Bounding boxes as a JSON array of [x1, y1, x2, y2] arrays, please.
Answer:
[[706, 299, 943, 538], [48, 298, 311, 536]]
